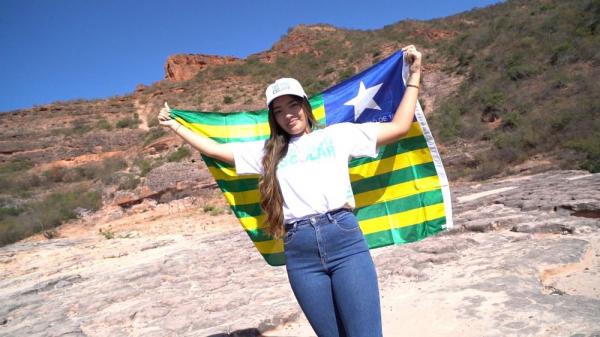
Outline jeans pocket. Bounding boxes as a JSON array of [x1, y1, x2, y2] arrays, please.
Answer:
[[333, 212, 360, 232]]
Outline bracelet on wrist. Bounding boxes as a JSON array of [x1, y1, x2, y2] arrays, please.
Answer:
[[406, 84, 419, 89]]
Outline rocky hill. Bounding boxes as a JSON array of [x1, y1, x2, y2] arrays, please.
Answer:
[[2, 0, 599, 257]]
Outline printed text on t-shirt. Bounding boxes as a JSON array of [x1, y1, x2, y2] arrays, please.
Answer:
[[278, 138, 336, 169]]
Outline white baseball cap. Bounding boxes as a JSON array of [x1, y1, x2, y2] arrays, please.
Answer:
[[265, 77, 307, 107]]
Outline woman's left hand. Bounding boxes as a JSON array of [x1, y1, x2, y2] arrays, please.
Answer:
[[401, 45, 422, 75]]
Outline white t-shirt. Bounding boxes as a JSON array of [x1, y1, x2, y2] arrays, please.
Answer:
[[232, 122, 380, 223]]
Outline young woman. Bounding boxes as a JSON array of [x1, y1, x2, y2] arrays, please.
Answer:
[[158, 45, 422, 337]]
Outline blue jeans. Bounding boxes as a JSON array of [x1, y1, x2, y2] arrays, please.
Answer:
[[284, 209, 383, 337]]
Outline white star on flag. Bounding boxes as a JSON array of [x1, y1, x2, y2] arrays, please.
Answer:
[[344, 81, 383, 121]]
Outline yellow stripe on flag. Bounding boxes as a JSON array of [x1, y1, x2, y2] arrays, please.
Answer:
[[349, 148, 434, 182], [176, 118, 270, 139], [254, 239, 284, 255], [359, 203, 446, 235], [354, 175, 441, 207], [239, 214, 267, 230], [404, 121, 424, 139], [223, 189, 261, 206], [207, 165, 259, 181], [314, 104, 325, 122]]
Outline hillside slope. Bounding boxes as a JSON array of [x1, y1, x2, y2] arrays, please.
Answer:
[[1, 0, 598, 245]]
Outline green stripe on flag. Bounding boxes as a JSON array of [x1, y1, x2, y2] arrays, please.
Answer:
[[202, 156, 235, 170], [261, 252, 286, 266], [350, 162, 438, 194], [349, 135, 429, 168], [216, 177, 259, 193], [245, 228, 273, 242], [171, 109, 268, 126], [308, 94, 323, 109], [355, 189, 444, 221], [231, 203, 263, 218], [211, 135, 269, 144], [363, 217, 446, 248]]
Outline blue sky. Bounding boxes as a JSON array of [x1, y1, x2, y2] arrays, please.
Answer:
[[0, 0, 502, 112]]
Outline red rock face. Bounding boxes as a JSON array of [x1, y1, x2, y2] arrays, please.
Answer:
[[163, 25, 342, 78], [252, 24, 339, 63], [164, 54, 240, 81]]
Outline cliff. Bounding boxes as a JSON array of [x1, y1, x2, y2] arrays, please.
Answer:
[[164, 54, 241, 82]]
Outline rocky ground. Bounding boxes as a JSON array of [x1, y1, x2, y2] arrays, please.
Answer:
[[1, 170, 599, 337]]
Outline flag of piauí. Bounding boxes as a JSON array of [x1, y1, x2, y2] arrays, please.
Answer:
[[170, 50, 453, 266]]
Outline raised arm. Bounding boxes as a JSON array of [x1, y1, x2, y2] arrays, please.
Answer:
[[158, 103, 235, 164], [376, 45, 422, 147]]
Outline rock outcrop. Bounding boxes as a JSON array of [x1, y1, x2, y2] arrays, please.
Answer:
[[164, 54, 240, 82], [113, 161, 216, 208], [1, 170, 599, 336]]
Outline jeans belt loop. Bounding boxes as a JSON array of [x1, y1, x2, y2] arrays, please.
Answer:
[[326, 212, 334, 222]]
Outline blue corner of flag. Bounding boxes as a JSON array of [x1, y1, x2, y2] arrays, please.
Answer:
[[323, 51, 405, 126]]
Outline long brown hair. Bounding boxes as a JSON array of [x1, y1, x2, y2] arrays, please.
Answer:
[[259, 96, 320, 239]]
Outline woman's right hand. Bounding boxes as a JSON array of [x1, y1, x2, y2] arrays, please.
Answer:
[[158, 102, 179, 129], [156, 102, 234, 164]]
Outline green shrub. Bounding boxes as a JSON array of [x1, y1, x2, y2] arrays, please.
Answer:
[[0, 172, 41, 195], [0, 206, 24, 219], [51, 119, 94, 136], [116, 114, 141, 128], [42, 166, 68, 183], [167, 146, 191, 162], [323, 67, 335, 75], [72, 119, 93, 134], [476, 90, 505, 121], [431, 101, 464, 141], [0, 187, 102, 246], [506, 63, 537, 81], [30, 188, 102, 226], [470, 153, 504, 181], [501, 111, 522, 131], [338, 66, 355, 81], [203, 204, 224, 216], [96, 118, 113, 130], [147, 116, 160, 128], [233, 65, 248, 76], [134, 157, 155, 177], [98, 158, 128, 185], [143, 127, 167, 146], [0, 159, 33, 174], [99, 228, 114, 240], [567, 134, 600, 173], [102, 156, 128, 172], [117, 174, 140, 191], [50, 156, 129, 185]]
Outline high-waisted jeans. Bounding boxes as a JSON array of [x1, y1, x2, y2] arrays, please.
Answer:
[[283, 209, 383, 337]]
